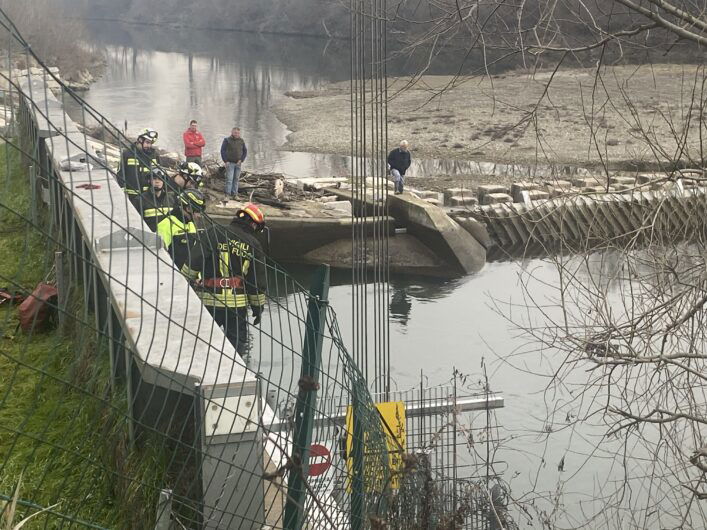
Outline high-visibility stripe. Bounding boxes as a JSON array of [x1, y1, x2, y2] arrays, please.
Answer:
[[156, 217, 196, 248], [197, 291, 248, 308], [126, 158, 140, 165], [219, 251, 230, 278], [248, 293, 266, 307], [143, 207, 172, 218], [125, 188, 139, 195]]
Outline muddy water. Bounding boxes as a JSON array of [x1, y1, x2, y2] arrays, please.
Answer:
[[80, 21, 674, 527]]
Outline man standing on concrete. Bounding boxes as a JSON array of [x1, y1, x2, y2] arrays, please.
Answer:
[[220, 127, 248, 199], [387, 140, 411, 194], [183, 120, 206, 165]]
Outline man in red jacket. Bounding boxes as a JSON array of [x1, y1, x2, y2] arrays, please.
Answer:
[[183, 120, 206, 165]]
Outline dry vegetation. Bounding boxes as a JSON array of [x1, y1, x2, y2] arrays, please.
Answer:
[[0, 0, 101, 78]]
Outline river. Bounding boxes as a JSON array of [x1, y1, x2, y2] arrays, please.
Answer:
[[79, 21, 688, 528]]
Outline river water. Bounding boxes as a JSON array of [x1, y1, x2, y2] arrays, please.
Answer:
[[79, 21, 684, 528]]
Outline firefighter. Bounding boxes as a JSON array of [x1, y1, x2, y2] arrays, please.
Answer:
[[173, 161, 204, 190], [156, 188, 205, 268], [117, 128, 160, 208], [139, 167, 174, 232], [181, 203, 267, 356]]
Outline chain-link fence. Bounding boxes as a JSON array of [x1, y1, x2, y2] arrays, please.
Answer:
[[0, 9, 397, 529]]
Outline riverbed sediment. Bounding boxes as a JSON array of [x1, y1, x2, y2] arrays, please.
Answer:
[[274, 64, 704, 179]]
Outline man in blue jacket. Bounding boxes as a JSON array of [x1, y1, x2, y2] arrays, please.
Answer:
[[387, 139, 411, 194], [220, 127, 248, 199]]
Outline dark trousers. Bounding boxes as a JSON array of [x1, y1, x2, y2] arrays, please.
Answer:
[[205, 305, 249, 355], [186, 156, 202, 165]]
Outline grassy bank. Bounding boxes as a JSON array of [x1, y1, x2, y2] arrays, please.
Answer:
[[0, 143, 166, 528]]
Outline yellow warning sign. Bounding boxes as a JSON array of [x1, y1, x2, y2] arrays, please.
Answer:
[[346, 401, 406, 490]]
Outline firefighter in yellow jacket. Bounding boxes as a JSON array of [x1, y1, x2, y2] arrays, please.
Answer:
[[156, 189, 205, 269], [181, 203, 267, 355]]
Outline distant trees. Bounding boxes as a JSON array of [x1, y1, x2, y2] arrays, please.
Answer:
[[0, 0, 99, 77]]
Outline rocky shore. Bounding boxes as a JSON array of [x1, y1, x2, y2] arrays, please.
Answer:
[[274, 64, 704, 178]]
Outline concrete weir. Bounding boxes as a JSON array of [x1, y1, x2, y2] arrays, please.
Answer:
[[462, 188, 707, 259], [388, 192, 486, 274]]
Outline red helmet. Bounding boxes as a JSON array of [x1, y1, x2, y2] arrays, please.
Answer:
[[235, 203, 265, 231]]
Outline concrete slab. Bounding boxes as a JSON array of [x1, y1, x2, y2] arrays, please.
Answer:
[[388, 193, 486, 275], [510, 181, 539, 202], [449, 196, 478, 207], [523, 190, 550, 204], [483, 193, 513, 205], [572, 177, 602, 188], [452, 216, 493, 249], [477, 184, 507, 202], [610, 176, 636, 186], [443, 187, 472, 204]]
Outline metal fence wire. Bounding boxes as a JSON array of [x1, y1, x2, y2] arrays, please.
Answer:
[[0, 7, 512, 530], [0, 9, 402, 530]]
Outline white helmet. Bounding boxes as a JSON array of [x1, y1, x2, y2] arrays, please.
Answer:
[[137, 128, 159, 144]]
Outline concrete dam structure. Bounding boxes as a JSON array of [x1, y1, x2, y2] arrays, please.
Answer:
[[455, 185, 707, 260]]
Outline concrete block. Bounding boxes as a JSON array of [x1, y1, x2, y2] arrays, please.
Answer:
[[543, 179, 572, 189], [581, 186, 614, 194], [637, 173, 661, 184], [453, 216, 493, 248], [610, 176, 635, 186], [477, 184, 507, 202], [444, 187, 471, 203], [318, 195, 339, 203], [424, 198, 443, 207], [612, 184, 631, 192], [572, 177, 602, 188], [388, 194, 486, 274], [523, 190, 550, 203], [419, 191, 444, 203], [450, 196, 479, 208], [510, 181, 539, 202], [365, 176, 394, 190], [322, 200, 352, 215], [483, 193, 513, 205]]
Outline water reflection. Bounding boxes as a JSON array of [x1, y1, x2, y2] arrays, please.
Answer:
[[82, 22, 600, 181]]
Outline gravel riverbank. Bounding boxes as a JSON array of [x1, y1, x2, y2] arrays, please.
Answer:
[[274, 64, 704, 182]]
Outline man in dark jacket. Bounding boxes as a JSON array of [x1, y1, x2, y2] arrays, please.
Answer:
[[139, 168, 173, 232], [181, 203, 267, 356], [220, 127, 248, 200], [117, 128, 160, 208], [387, 140, 411, 194]]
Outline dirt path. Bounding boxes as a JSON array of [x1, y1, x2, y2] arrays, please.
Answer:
[[274, 64, 705, 180]]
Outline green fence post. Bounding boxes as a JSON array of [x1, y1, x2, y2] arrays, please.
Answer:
[[283, 264, 330, 529], [350, 390, 366, 530]]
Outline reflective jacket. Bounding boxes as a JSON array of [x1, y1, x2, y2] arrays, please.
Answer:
[[156, 211, 198, 268], [118, 145, 160, 195], [139, 189, 174, 232], [181, 223, 266, 310]]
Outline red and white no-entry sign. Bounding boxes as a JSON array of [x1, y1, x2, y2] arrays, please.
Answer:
[[308, 443, 332, 477]]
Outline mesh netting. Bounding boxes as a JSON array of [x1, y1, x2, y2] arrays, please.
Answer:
[[0, 8, 393, 529]]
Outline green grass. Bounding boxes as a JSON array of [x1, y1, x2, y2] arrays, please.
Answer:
[[0, 142, 169, 529]]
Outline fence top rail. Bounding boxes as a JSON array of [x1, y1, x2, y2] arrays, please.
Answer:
[[19, 73, 256, 390]]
